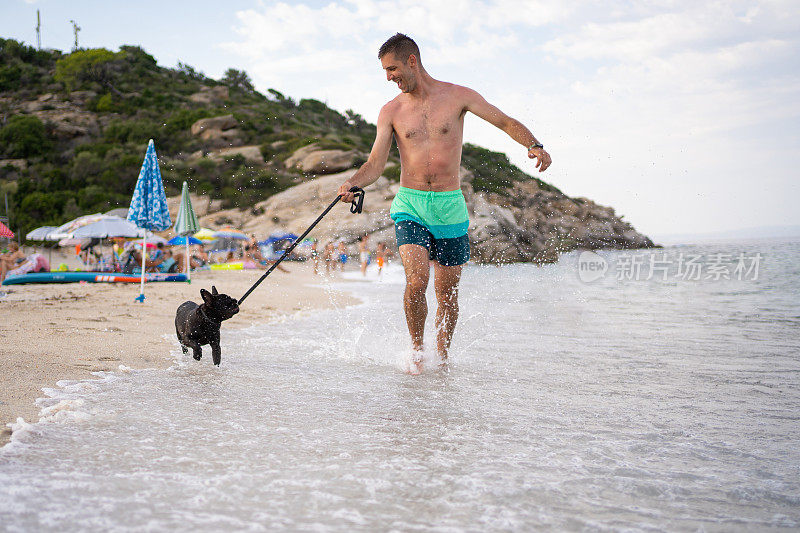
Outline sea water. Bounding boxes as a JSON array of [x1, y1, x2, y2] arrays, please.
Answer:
[[1, 238, 799, 531]]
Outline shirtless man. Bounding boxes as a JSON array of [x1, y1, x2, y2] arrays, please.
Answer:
[[338, 33, 552, 370]]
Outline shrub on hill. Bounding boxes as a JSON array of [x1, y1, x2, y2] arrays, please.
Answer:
[[461, 143, 562, 195], [0, 115, 50, 158], [54, 48, 118, 91], [0, 38, 58, 92]]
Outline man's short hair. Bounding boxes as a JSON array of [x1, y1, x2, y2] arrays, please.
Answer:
[[378, 33, 420, 64]]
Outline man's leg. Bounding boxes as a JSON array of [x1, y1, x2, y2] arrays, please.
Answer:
[[433, 262, 462, 362], [398, 244, 430, 352]]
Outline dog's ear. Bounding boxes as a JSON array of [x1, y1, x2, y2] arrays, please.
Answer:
[[200, 288, 212, 304], [212, 285, 218, 295]]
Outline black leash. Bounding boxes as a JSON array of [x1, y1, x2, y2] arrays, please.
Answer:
[[238, 187, 365, 305]]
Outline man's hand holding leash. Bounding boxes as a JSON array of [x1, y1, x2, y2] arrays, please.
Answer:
[[338, 180, 358, 203]]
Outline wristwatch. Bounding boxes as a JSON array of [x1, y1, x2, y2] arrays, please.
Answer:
[[528, 142, 544, 150]]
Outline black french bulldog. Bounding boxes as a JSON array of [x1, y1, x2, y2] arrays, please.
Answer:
[[175, 286, 239, 366]]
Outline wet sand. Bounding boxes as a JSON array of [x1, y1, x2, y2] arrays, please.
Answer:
[[0, 263, 356, 446]]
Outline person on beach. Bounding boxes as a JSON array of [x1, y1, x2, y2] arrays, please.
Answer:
[[337, 33, 552, 371], [359, 234, 370, 276], [310, 239, 320, 275], [243, 242, 290, 272], [1, 242, 28, 282], [173, 245, 208, 273], [376, 241, 387, 277], [337, 241, 347, 271], [192, 244, 209, 267], [323, 242, 336, 273]]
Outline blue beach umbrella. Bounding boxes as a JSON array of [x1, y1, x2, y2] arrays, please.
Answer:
[[167, 235, 202, 246], [127, 139, 172, 301]]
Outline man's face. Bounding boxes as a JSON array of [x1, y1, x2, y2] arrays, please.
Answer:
[[381, 53, 415, 93]]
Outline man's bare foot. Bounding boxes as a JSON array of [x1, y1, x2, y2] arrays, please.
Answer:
[[408, 349, 424, 375]]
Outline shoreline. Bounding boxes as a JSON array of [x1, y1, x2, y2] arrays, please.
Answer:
[[0, 263, 357, 447]]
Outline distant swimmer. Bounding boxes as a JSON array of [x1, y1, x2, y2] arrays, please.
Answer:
[[338, 33, 552, 372]]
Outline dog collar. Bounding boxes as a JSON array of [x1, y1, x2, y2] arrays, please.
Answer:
[[198, 305, 213, 322]]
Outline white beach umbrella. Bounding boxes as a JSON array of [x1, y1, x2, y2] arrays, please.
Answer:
[[69, 217, 146, 239], [26, 226, 58, 240]]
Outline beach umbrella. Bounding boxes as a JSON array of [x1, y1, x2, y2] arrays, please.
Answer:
[[105, 207, 129, 218], [0, 221, 15, 238], [69, 217, 146, 239], [193, 227, 217, 241], [58, 237, 91, 247], [206, 237, 242, 252], [127, 139, 171, 302], [174, 181, 200, 280], [213, 228, 248, 240], [26, 226, 57, 240], [48, 213, 106, 239], [167, 235, 202, 246], [147, 234, 168, 245], [26, 225, 58, 264]]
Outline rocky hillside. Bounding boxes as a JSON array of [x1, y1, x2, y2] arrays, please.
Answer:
[[1, 37, 654, 263]]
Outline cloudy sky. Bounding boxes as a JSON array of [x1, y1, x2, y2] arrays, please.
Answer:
[[3, 0, 799, 237]]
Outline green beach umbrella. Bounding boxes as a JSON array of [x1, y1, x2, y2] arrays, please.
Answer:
[[174, 181, 200, 280]]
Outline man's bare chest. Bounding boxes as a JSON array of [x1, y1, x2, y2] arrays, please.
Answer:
[[393, 100, 464, 143]]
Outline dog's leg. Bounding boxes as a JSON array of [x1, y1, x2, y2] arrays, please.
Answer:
[[185, 340, 202, 360], [176, 326, 189, 355], [211, 332, 221, 366]]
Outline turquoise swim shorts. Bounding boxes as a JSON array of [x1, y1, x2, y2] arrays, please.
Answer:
[[389, 186, 470, 266]]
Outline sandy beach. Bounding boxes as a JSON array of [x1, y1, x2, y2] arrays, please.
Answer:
[[0, 262, 357, 447]]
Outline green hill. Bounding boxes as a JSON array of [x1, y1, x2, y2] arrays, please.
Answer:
[[0, 37, 555, 238]]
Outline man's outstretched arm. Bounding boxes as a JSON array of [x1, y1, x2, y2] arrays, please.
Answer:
[[463, 87, 552, 172], [338, 105, 394, 202]]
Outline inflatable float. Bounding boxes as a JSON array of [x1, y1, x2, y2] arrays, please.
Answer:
[[209, 262, 244, 271], [208, 261, 264, 271], [2, 272, 188, 285]]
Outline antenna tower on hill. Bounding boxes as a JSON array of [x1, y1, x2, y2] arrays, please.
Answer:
[[70, 19, 80, 51]]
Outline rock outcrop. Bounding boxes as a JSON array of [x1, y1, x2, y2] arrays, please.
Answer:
[[182, 167, 654, 263], [283, 144, 361, 174], [0, 159, 28, 171], [209, 145, 264, 164], [34, 109, 99, 139], [190, 114, 241, 141], [188, 85, 229, 105], [463, 172, 655, 263]]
